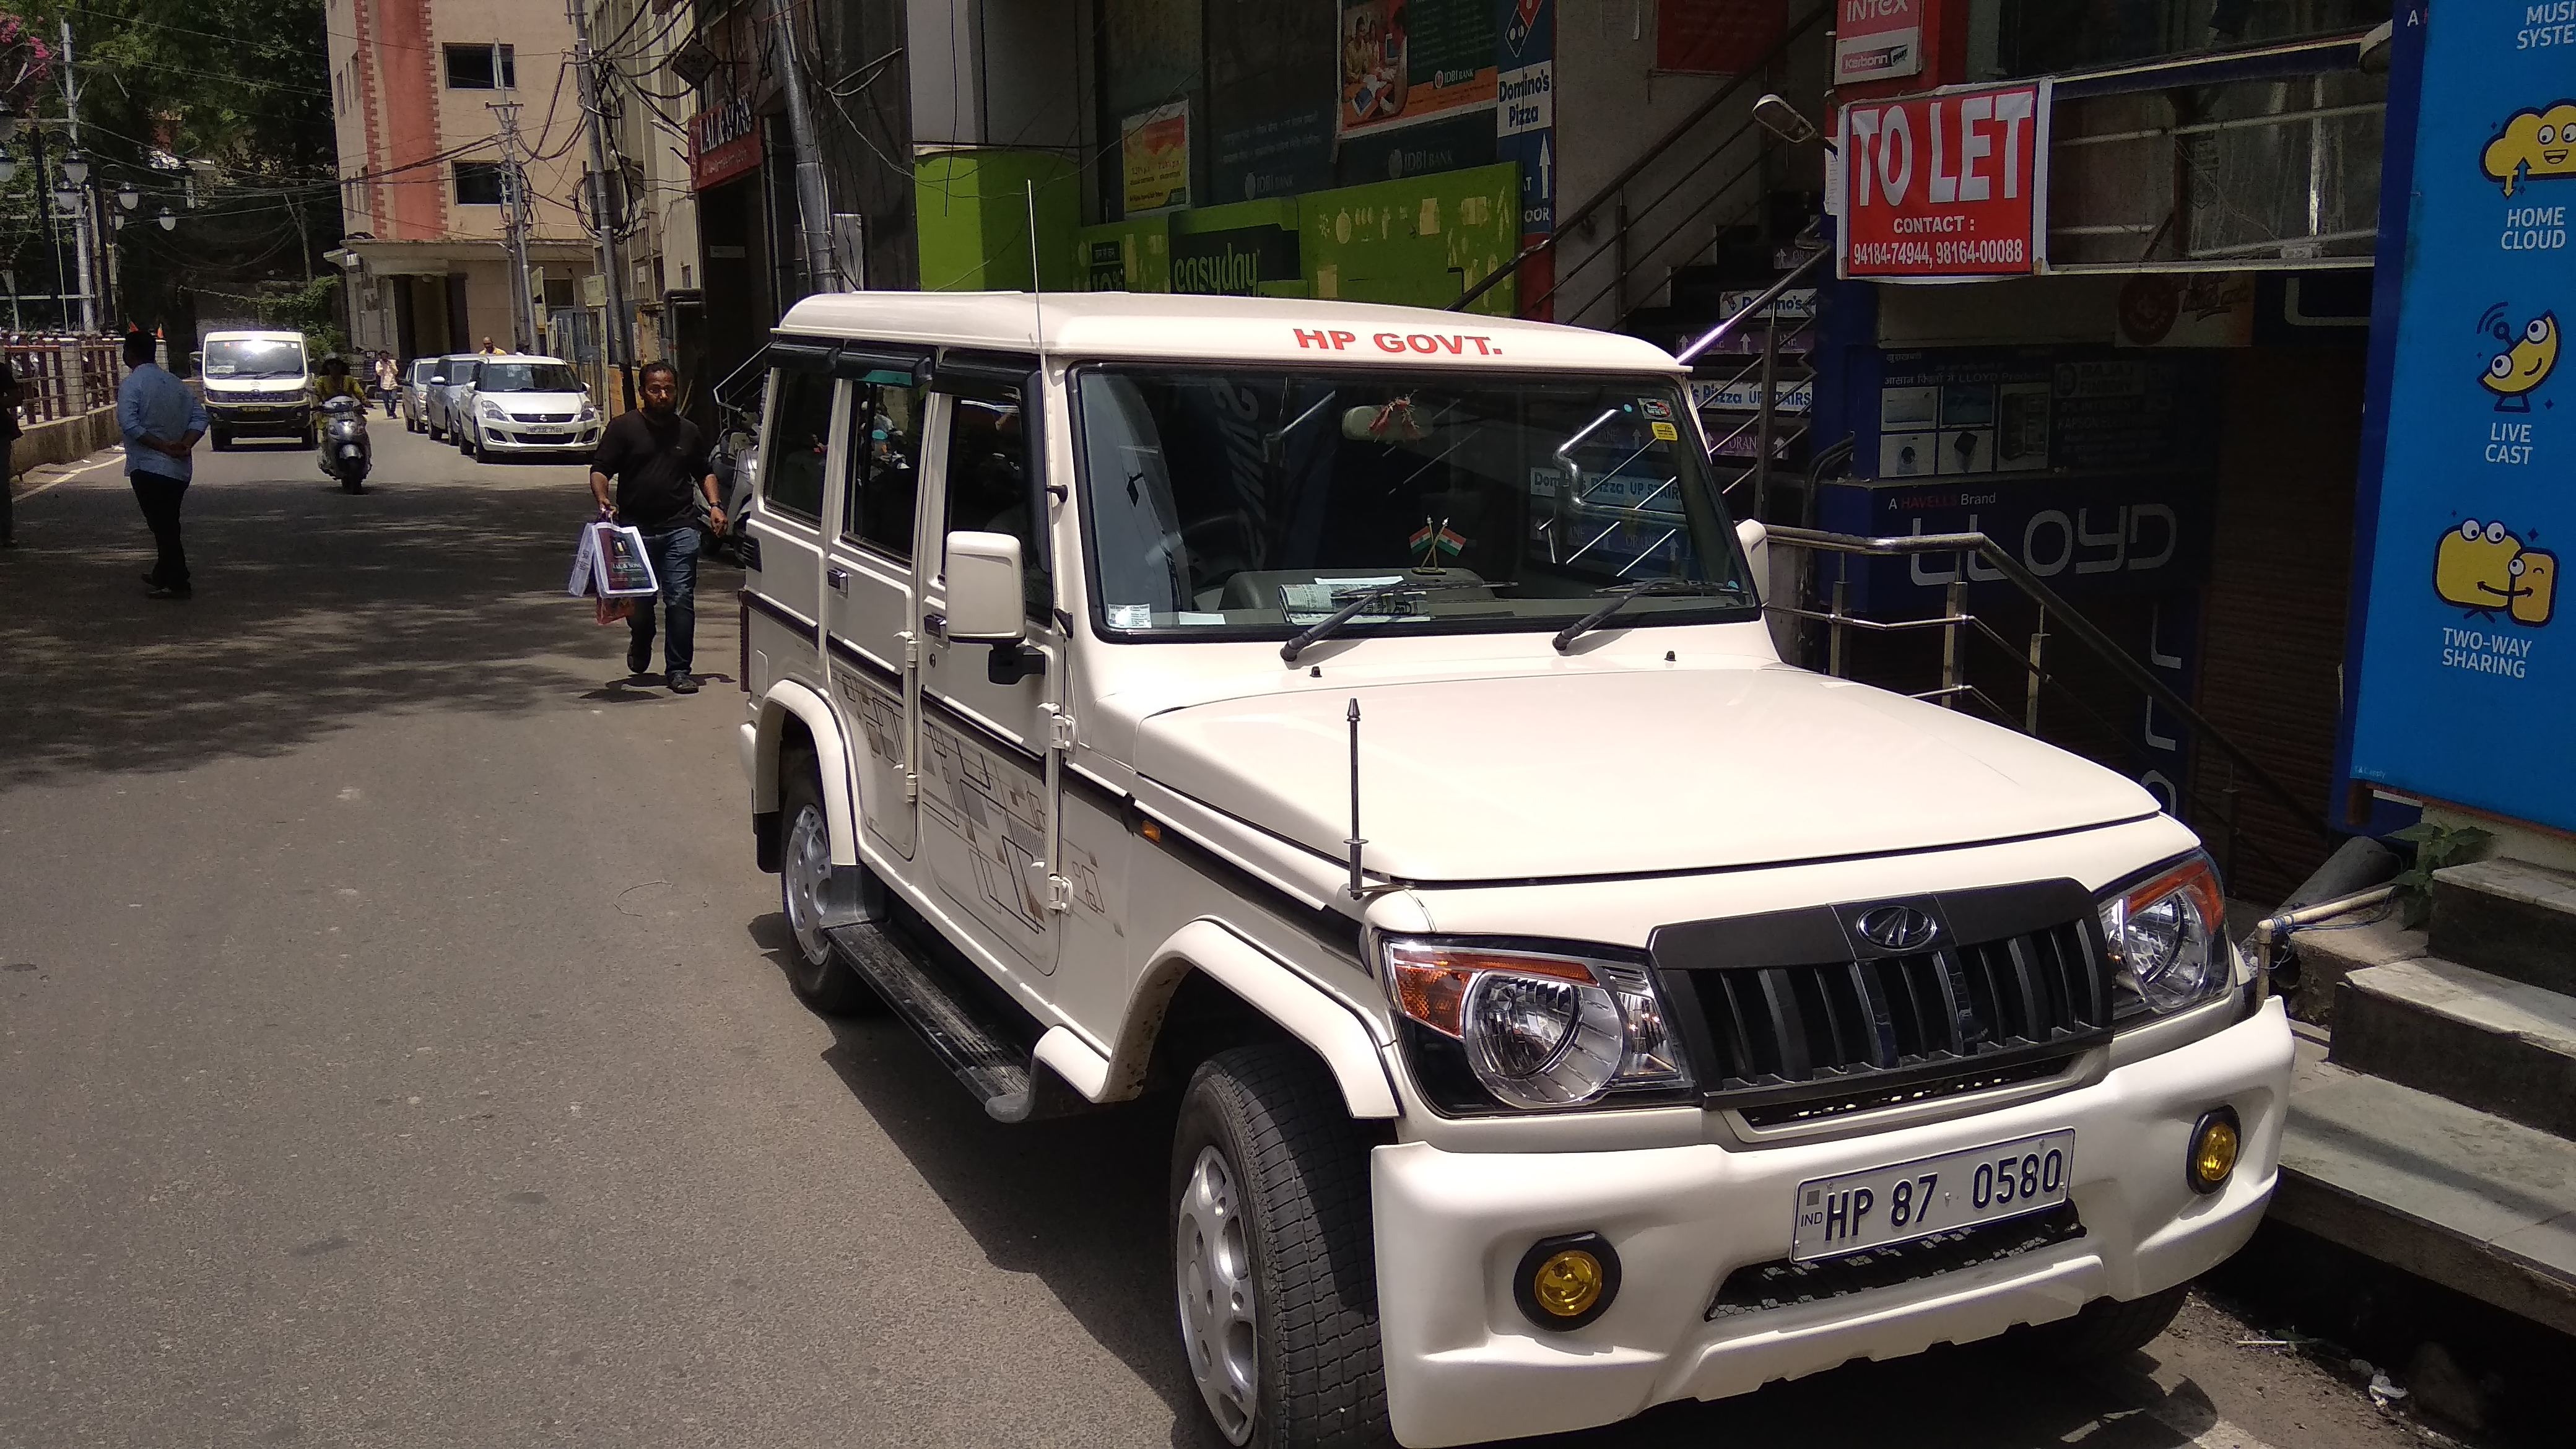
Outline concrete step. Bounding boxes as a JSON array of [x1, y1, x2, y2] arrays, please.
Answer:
[[2332, 957, 2576, 1139], [2279, 908, 2422, 1028], [2274, 1069, 2576, 1338], [2430, 858, 2576, 997]]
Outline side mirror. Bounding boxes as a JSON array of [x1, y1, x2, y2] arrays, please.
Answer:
[[945, 531, 1027, 643], [1735, 518, 1769, 606]]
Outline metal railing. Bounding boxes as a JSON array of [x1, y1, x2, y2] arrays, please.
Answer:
[[1452, 0, 1829, 323], [5, 336, 124, 423], [1759, 524, 2338, 871]]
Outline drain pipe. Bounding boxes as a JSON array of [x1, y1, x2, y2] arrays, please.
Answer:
[[765, 0, 841, 294]]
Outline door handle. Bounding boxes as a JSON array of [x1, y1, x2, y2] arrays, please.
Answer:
[[922, 612, 947, 639], [827, 567, 850, 591]]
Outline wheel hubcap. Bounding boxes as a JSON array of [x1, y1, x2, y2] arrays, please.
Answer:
[[783, 803, 833, 969], [1176, 1144, 1258, 1444]]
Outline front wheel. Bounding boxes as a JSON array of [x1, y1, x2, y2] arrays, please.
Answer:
[[210, 430, 232, 451], [777, 759, 878, 1015], [1173, 1046, 1389, 1449], [2027, 1283, 2190, 1364]]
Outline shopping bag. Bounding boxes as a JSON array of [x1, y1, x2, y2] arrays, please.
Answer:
[[568, 521, 660, 598]]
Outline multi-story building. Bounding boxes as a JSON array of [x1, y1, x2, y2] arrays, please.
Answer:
[[324, 0, 599, 361], [580, 0, 702, 398]]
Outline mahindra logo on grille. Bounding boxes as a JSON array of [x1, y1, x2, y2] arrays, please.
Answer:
[[1855, 905, 1939, 952]]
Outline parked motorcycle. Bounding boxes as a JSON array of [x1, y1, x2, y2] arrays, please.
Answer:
[[318, 394, 372, 492]]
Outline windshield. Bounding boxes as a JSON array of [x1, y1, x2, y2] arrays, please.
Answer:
[[476, 362, 582, 393], [202, 337, 306, 380], [1073, 366, 1753, 640]]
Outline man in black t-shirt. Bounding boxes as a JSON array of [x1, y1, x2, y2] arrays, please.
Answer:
[[589, 360, 724, 692]]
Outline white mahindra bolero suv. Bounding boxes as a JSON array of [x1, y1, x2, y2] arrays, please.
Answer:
[[733, 292, 2293, 1448]]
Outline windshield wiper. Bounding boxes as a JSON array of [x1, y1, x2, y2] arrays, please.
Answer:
[[1279, 584, 1423, 664], [1550, 580, 1743, 653]]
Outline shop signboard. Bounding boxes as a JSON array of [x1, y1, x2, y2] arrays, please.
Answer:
[[1122, 103, 1191, 213], [1656, 0, 1787, 74], [1814, 472, 2212, 613], [1836, 81, 2049, 281], [2345, 6, 2576, 830], [1337, 0, 1499, 139], [1171, 224, 1302, 295], [688, 94, 760, 192], [1835, 0, 1923, 82]]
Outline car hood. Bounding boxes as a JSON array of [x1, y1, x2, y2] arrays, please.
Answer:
[[476, 391, 587, 409], [1131, 664, 2160, 882]]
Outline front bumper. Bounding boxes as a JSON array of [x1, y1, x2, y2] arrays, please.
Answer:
[[1372, 999, 2294, 1448], [476, 420, 601, 453], [207, 403, 310, 437]]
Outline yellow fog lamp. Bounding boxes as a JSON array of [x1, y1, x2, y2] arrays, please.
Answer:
[[1514, 1232, 1621, 1331], [2188, 1107, 2241, 1195]]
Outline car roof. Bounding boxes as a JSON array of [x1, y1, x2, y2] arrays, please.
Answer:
[[204, 330, 304, 343], [772, 290, 1685, 375]]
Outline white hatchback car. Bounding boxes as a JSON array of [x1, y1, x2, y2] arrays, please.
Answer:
[[733, 292, 2293, 1449], [455, 354, 601, 461]]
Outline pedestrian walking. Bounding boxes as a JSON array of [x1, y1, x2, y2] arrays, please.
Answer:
[[117, 326, 207, 599], [0, 358, 21, 549], [374, 352, 399, 416], [588, 359, 723, 693]]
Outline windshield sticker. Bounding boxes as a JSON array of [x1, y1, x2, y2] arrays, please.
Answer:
[[1649, 420, 1681, 442], [1107, 604, 1155, 629], [1639, 398, 1673, 422]]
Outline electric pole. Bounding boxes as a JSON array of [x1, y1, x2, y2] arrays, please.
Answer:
[[763, 0, 837, 296], [568, 0, 633, 411], [58, 19, 94, 333], [488, 100, 538, 352]]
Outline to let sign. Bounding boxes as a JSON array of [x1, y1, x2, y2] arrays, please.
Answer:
[[1838, 81, 2050, 281]]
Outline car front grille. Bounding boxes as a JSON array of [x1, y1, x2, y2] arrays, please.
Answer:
[[513, 411, 576, 423], [1705, 1203, 2086, 1320], [1650, 880, 2110, 1120]]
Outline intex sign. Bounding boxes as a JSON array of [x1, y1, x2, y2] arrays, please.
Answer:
[[1838, 82, 2050, 281]]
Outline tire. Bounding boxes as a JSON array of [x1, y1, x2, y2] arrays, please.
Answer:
[[777, 758, 877, 1015], [211, 430, 232, 451], [1172, 1045, 1389, 1449], [2030, 1283, 2190, 1364], [462, 429, 480, 463], [302, 427, 318, 450]]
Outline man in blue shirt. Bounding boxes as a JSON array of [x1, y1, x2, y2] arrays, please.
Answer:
[[116, 328, 207, 599]]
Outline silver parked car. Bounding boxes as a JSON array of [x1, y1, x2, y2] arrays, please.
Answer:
[[400, 357, 440, 433], [424, 354, 482, 442]]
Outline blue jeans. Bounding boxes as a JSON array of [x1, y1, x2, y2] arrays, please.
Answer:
[[629, 526, 700, 674]]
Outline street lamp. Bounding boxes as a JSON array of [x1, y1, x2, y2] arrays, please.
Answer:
[[0, 154, 16, 186], [157, 208, 175, 232], [116, 181, 138, 211], [0, 104, 17, 145], [51, 183, 79, 216], [58, 150, 87, 186]]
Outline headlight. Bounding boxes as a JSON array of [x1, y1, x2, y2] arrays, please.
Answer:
[[1382, 938, 1689, 1111], [477, 399, 506, 417], [2097, 855, 2229, 1017], [580, 404, 599, 421]]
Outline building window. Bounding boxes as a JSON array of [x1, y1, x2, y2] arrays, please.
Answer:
[[454, 161, 505, 206], [443, 43, 516, 90]]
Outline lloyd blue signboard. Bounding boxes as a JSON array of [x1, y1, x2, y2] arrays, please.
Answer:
[[2343, 6, 2576, 832]]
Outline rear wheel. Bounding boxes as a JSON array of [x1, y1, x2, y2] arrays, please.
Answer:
[[1173, 1045, 1389, 1449], [462, 428, 481, 463], [777, 758, 877, 1015], [210, 430, 232, 451], [2029, 1283, 2191, 1364]]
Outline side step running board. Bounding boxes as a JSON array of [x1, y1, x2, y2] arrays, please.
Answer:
[[822, 921, 1090, 1123]]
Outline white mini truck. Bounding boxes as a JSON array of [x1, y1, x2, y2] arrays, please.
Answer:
[[734, 292, 2292, 1448]]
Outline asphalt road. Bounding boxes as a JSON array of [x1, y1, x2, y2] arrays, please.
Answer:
[[0, 422, 2422, 1448]]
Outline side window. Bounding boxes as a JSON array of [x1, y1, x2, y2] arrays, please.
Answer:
[[940, 386, 1050, 620], [842, 383, 925, 559], [763, 369, 833, 524]]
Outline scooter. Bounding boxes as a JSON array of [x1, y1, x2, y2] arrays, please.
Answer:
[[318, 394, 372, 492]]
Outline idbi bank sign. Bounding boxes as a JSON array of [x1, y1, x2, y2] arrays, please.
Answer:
[[1838, 82, 2050, 281]]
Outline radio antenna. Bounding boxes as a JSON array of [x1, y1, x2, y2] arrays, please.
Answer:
[[1344, 699, 1367, 899], [1025, 180, 1044, 342]]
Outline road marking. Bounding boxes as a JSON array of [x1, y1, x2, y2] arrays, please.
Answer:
[[2061, 1403, 2281, 1449], [12, 450, 124, 500]]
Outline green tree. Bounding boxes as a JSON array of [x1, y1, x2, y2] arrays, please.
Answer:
[[0, 1, 336, 341]]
